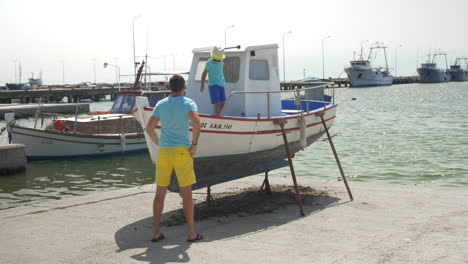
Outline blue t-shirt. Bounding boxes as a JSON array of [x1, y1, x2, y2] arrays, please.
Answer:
[[151, 96, 198, 148], [205, 58, 225, 87]]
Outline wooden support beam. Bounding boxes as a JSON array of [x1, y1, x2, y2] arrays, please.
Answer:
[[274, 118, 305, 216]]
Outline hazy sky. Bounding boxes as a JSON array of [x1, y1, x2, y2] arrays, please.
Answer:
[[1, 0, 468, 85]]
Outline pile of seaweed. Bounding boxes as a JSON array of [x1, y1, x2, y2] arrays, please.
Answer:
[[162, 185, 329, 226]]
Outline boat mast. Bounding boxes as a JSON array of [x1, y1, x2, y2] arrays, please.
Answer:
[[19, 62, 22, 84], [382, 46, 389, 72], [13, 60, 17, 83], [444, 53, 448, 70]]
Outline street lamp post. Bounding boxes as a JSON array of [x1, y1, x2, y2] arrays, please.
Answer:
[[113, 57, 119, 88], [224, 25, 234, 48], [60, 60, 65, 85], [104, 62, 121, 91], [170, 54, 177, 72], [91, 58, 96, 84], [282, 30, 292, 82], [132, 15, 142, 78], [322, 35, 331, 80], [395, 44, 402, 77]]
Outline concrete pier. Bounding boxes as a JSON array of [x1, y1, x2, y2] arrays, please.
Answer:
[[0, 176, 466, 263], [0, 87, 117, 104], [0, 144, 26, 175], [0, 103, 90, 120]]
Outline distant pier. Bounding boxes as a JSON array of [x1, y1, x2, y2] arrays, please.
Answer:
[[0, 103, 90, 120], [281, 75, 420, 90], [0, 87, 120, 104]]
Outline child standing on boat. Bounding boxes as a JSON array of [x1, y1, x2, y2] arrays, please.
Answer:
[[200, 47, 232, 116]]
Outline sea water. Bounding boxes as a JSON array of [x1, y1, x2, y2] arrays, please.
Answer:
[[1, 82, 467, 209]]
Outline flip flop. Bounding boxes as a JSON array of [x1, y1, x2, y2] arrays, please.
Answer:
[[151, 233, 165, 242], [187, 233, 203, 243]]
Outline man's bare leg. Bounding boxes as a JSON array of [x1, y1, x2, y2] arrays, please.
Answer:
[[153, 185, 168, 239], [179, 185, 197, 240]]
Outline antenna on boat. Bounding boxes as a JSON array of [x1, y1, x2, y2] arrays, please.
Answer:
[[224, 45, 241, 50], [145, 27, 149, 90]]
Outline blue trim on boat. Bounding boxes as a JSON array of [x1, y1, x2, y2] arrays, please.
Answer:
[[349, 83, 392, 88], [281, 99, 330, 112]]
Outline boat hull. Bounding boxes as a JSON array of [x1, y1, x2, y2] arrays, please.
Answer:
[[134, 97, 337, 191], [5, 83, 26, 90], [448, 70, 468, 82], [417, 68, 451, 83], [170, 130, 326, 191], [345, 68, 393, 87], [11, 126, 148, 160]]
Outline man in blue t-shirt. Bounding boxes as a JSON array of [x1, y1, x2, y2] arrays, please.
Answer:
[[145, 74, 203, 243], [200, 47, 232, 116]]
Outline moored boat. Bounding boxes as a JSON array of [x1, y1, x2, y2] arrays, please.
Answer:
[[448, 57, 468, 82], [7, 90, 170, 160], [134, 44, 337, 191], [345, 43, 393, 87], [417, 51, 451, 83]]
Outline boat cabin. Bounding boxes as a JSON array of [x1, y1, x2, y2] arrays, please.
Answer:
[[349, 60, 371, 69], [185, 44, 282, 117], [110, 90, 171, 114], [421, 63, 437, 69]]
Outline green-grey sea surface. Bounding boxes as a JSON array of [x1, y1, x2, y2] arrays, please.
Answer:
[[0, 82, 467, 210]]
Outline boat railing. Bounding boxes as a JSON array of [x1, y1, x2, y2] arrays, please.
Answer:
[[222, 82, 334, 118]]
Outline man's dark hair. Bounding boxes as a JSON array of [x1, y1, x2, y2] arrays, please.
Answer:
[[169, 74, 185, 92]]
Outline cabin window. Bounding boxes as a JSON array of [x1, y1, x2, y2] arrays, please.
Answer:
[[148, 93, 166, 107], [110, 95, 124, 113], [224, 56, 240, 83], [194, 57, 240, 83], [249, 60, 269, 80], [120, 95, 135, 113], [194, 58, 209, 82]]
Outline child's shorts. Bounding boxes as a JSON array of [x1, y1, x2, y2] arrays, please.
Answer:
[[209, 85, 226, 104]]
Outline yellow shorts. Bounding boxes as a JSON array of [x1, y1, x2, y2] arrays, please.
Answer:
[[155, 146, 196, 187]]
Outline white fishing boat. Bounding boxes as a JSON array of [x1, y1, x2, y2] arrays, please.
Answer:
[[133, 44, 337, 191], [6, 90, 170, 160], [345, 43, 393, 87]]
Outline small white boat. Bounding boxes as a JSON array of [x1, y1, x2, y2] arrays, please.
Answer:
[[7, 91, 170, 160], [134, 44, 337, 191], [345, 43, 393, 87]]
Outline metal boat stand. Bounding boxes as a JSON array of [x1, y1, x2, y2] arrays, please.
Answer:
[[260, 171, 272, 195], [206, 185, 214, 207], [317, 111, 354, 201], [274, 119, 305, 216]]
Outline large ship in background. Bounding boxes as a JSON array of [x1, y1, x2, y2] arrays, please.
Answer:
[[417, 51, 451, 83], [345, 42, 393, 87], [5, 62, 44, 90], [448, 57, 468, 82], [5, 62, 26, 90]]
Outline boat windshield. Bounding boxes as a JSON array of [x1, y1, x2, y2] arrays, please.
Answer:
[[110, 95, 124, 112], [110, 95, 136, 114]]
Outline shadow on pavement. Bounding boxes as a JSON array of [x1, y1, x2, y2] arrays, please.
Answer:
[[114, 184, 340, 264]]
